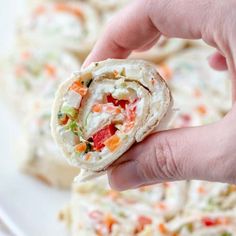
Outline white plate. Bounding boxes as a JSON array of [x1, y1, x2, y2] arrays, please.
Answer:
[[0, 1, 70, 235]]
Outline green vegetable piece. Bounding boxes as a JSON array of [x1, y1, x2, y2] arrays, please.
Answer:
[[221, 232, 232, 236], [120, 67, 126, 77], [61, 105, 78, 119]]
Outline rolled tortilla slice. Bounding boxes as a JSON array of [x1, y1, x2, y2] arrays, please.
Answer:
[[1, 47, 80, 115], [17, 2, 100, 59], [51, 59, 172, 180], [184, 181, 236, 213], [131, 37, 186, 63], [59, 177, 186, 235], [88, 0, 129, 11], [166, 212, 236, 236], [16, 99, 80, 189]]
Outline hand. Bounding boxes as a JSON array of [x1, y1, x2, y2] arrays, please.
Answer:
[[84, 0, 236, 190]]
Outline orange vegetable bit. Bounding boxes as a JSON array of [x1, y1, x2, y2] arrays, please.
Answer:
[[58, 115, 69, 126], [196, 105, 207, 116], [92, 104, 102, 113], [104, 105, 121, 114], [75, 143, 87, 153], [54, 3, 84, 20], [103, 214, 117, 233], [197, 186, 206, 194], [78, 87, 88, 96], [45, 64, 56, 77], [104, 135, 121, 152], [70, 80, 88, 96], [158, 223, 169, 234]]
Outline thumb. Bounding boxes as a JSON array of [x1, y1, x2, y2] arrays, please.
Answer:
[[107, 120, 230, 191]]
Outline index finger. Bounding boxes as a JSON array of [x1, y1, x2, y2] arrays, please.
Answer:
[[83, 0, 215, 66]]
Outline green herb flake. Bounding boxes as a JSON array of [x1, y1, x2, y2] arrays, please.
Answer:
[[221, 232, 232, 236], [120, 67, 126, 77], [61, 106, 78, 119]]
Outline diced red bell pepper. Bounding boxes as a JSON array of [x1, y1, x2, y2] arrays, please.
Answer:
[[135, 216, 152, 233], [107, 94, 129, 109], [202, 217, 218, 227], [92, 124, 117, 151]]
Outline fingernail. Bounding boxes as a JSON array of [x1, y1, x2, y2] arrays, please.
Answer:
[[108, 161, 144, 191]]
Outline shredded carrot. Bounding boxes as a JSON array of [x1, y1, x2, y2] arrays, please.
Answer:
[[158, 223, 169, 234], [45, 64, 56, 77], [54, 3, 84, 20], [92, 104, 102, 113], [216, 217, 231, 225], [197, 186, 206, 194], [75, 143, 87, 153], [104, 105, 121, 114], [197, 105, 207, 115], [78, 87, 88, 96], [104, 214, 117, 232], [70, 81, 88, 96], [104, 135, 121, 152]]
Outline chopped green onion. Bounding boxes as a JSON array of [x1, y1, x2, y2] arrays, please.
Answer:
[[61, 105, 78, 119]]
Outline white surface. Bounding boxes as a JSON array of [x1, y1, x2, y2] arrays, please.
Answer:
[[0, 1, 71, 235], [0, 101, 70, 236]]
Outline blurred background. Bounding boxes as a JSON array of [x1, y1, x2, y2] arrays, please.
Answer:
[[0, 0, 234, 236]]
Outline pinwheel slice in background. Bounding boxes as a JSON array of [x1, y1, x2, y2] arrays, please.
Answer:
[[17, 2, 100, 59], [58, 178, 187, 235], [165, 212, 236, 236], [131, 37, 187, 63], [88, 0, 129, 11], [16, 100, 79, 188], [51, 59, 173, 181], [184, 181, 236, 214], [158, 48, 231, 128], [0, 47, 80, 115]]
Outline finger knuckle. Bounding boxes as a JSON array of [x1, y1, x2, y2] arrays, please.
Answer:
[[153, 136, 182, 180]]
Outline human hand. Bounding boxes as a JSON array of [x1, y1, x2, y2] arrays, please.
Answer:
[[83, 0, 236, 190]]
